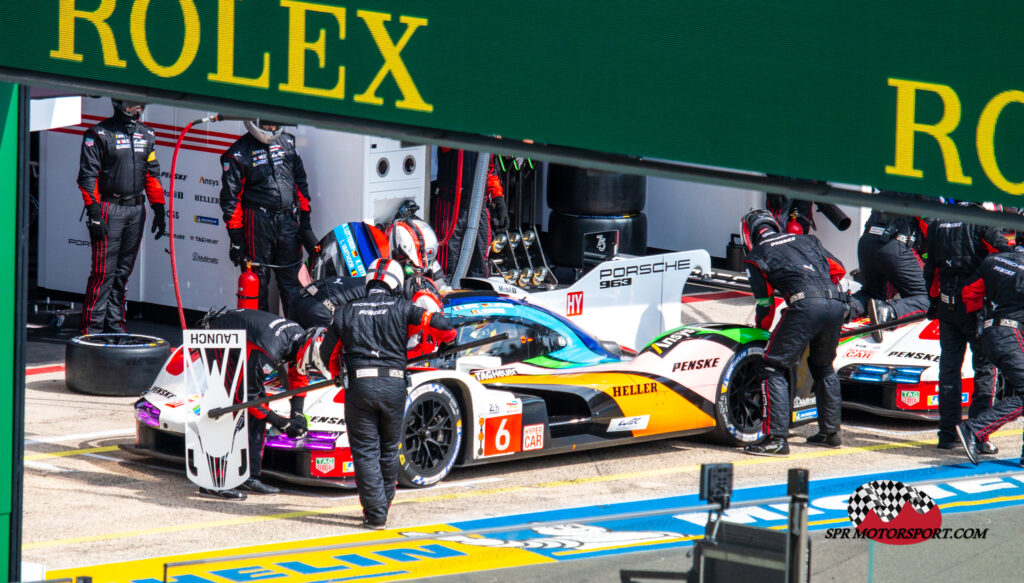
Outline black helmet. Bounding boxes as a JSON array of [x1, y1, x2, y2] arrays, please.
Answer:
[[741, 209, 780, 250], [111, 98, 145, 122]]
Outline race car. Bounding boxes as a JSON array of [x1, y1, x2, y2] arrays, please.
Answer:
[[124, 291, 819, 489]]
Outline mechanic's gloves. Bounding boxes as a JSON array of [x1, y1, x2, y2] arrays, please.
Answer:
[[266, 411, 307, 439], [150, 203, 167, 240], [489, 196, 509, 232], [85, 204, 106, 242], [298, 210, 319, 256], [289, 412, 308, 436], [228, 228, 248, 266]]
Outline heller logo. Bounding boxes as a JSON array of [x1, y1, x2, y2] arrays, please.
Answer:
[[194, 215, 219, 226], [566, 291, 583, 316], [846, 480, 941, 545], [194, 194, 219, 204]]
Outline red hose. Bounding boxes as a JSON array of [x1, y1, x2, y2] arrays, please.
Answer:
[[440, 149, 463, 244], [168, 121, 194, 330]]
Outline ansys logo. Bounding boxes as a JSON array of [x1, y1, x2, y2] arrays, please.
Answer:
[[846, 480, 941, 545]]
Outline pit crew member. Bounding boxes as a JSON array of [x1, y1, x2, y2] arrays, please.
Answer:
[[78, 98, 167, 334], [430, 148, 508, 278], [197, 308, 329, 499], [335, 258, 455, 528], [924, 206, 1009, 452], [956, 241, 1024, 464], [220, 120, 316, 312], [287, 275, 366, 328], [740, 209, 847, 456]]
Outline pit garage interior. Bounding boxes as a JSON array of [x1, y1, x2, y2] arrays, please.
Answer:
[[4, 2, 1024, 582]]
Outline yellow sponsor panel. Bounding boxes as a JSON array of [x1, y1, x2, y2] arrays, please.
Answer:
[[47, 526, 553, 583]]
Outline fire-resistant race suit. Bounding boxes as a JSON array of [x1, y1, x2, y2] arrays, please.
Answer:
[[957, 248, 1024, 453], [745, 232, 847, 442], [287, 276, 367, 328], [77, 111, 167, 334], [923, 217, 1009, 448], [336, 286, 456, 525], [220, 131, 312, 312], [201, 308, 311, 493], [848, 209, 930, 319], [430, 148, 508, 278]]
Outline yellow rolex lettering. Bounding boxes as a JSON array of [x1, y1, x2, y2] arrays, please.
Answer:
[[278, 0, 346, 99], [130, 0, 201, 78], [977, 90, 1024, 196], [885, 78, 971, 185], [354, 10, 432, 112], [50, 0, 126, 67], [208, 0, 270, 88]]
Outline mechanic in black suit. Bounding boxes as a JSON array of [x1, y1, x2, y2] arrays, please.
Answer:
[[923, 205, 1009, 452], [333, 258, 455, 528], [740, 209, 848, 457], [955, 240, 1024, 464]]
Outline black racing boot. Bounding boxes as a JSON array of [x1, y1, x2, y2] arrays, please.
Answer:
[[744, 436, 790, 457], [806, 432, 842, 448], [238, 477, 281, 495], [868, 299, 895, 343], [955, 423, 978, 465], [198, 487, 247, 500]]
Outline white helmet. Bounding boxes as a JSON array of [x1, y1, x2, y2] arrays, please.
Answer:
[[366, 258, 405, 292], [244, 119, 284, 145], [295, 327, 331, 379], [390, 218, 438, 269]]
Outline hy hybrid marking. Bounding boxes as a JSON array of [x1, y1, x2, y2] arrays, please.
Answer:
[[183, 329, 249, 491]]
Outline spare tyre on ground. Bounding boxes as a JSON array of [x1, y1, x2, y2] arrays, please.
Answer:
[[65, 333, 172, 396]]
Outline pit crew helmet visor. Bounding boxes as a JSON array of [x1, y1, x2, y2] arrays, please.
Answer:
[[741, 209, 780, 250], [111, 98, 145, 121], [365, 258, 404, 292], [390, 218, 438, 269], [244, 119, 285, 144]]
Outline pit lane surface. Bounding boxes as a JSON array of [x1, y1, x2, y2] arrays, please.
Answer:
[[22, 294, 1024, 581]]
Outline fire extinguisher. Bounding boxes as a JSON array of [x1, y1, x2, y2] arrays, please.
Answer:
[[237, 262, 259, 309]]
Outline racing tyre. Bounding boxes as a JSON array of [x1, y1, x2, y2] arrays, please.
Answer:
[[398, 383, 463, 487], [545, 211, 647, 268], [547, 165, 647, 215], [710, 345, 767, 445], [65, 334, 171, 396]]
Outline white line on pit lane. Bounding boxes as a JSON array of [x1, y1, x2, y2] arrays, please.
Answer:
[[26, 428, 135, 445], [25, 461, 73, 473], [842, 424, 936, 436]]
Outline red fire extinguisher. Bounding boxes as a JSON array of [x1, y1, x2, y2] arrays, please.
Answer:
[[237, 262, 259, 309]]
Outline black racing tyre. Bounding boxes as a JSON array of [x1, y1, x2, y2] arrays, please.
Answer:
[[65, 334, 172, 397], [546, 165, 646, 215], [545, 211, 647, 268], [398, 383, 463, 487], [710, 344, 767, 445]]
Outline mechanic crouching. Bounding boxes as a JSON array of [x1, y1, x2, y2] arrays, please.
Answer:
[[847, 204, 930, 341], [955, 239, 1024, 465], [923, 205, 1008, 453], [740, 209, 847, 456], [197, 308, 327, 499], [334, 258, 455, 528]]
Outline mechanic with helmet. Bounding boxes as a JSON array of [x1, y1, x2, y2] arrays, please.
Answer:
[[288, 275, 366, 328], [335, 258, 456, 528], [430, 148, 509, 278], [924, 204, 1009, 452], [220, 119, 317, 312], [955, 234, 1024, 464], [740, 208, 847, 456], [391, 216, 452, 294], [196, 308, 328, 499], [77, 98, 167, 334], [847, 201, 931, 341]]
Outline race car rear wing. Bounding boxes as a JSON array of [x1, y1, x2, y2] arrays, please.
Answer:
[[462, 249, 712, 351]]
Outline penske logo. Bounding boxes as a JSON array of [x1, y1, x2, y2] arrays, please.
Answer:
[[672, 358, 720, 372]]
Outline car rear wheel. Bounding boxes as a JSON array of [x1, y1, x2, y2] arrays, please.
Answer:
[[710, 345, 767, 445], [397, 383, 463, 487], [65, 333, 172, 396]]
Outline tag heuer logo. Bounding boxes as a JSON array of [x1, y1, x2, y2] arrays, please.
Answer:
[[315, 457, 335, 473], [900, 390, 920, 407]]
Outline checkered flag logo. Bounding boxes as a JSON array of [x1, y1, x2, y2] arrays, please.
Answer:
[[847, 480, 936, 526]]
